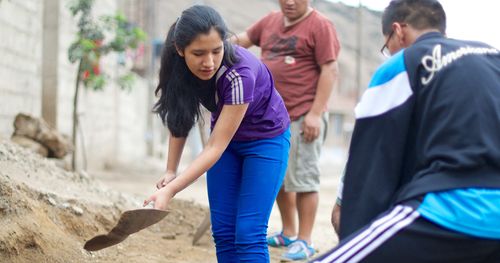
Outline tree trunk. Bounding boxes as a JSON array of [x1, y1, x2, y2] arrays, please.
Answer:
[[71, 60, 83, 171]]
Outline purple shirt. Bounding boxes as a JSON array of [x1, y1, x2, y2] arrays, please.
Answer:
[[211, 46, 290, 141]]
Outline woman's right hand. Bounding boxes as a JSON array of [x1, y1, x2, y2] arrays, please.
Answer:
[[144, 185, 175, 210], [155, 172, 176, 189]]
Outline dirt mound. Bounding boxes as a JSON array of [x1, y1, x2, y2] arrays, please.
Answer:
[[0, 140, 215, 263]]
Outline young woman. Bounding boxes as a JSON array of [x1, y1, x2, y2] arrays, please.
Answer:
[[143, 5, 291, 262]]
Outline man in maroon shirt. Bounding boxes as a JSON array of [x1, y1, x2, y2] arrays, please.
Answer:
[[233, 0, 340, 260]]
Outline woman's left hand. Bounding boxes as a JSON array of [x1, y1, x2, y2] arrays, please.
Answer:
[[143, 186, 175, 210]]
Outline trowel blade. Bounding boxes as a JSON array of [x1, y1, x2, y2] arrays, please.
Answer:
[[84, 208, 169, 251]]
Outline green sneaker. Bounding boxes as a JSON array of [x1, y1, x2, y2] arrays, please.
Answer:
[[267, 231, 296, 247]]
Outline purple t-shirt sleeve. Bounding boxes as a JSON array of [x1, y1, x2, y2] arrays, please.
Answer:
[[221, 68, 255, 105]]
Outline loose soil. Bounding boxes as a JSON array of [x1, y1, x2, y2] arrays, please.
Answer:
[[0, 139, 343, 262], [0, 140, 213, 263]]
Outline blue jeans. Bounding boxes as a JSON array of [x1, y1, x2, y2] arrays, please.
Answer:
[[207, 129, 290, 263]]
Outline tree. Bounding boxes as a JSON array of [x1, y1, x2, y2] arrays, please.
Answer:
[[67, 0, 146, 170]]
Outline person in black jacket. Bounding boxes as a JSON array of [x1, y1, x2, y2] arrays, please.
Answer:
[[313, 0, 500, 262]]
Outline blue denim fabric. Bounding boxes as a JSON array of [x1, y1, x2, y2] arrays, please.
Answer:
[[207, 129, 290, 263]]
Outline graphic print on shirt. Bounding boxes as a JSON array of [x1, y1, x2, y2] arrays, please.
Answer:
[[262, 34, 298, 60], [420, 44, 500, 85]]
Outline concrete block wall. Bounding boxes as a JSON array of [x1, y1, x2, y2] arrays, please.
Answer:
[[0, 0, 150, 169], [56, 0, 149, 168], [1, 0, 380, 168], [56, 0, 117, 168], [115, 78, 149, 162], [0, 0, 43, 136]]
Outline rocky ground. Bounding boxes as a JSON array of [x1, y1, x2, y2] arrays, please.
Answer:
[[0, 138, 343, 262]]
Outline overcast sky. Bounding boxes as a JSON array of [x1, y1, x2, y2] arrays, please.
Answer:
[[329, 0, 500, 48]]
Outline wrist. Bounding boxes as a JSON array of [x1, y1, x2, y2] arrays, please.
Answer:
[[166, 172, 177, 179], [162, 185, 177, 198], [307, 109, 323, 117], [165, 169, 176, 174]]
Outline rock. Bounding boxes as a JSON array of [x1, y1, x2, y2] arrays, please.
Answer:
[[59, 202, 71, 209], [12, 114, 39, 139], [71, 206, 84, 216], [47, 198, 57, 206], [10, 135, 49, 157], [12, 113, 73, 158], [37, 130, 73, 159], [0, 200, 9, 214], [162, 234, 176, 240]]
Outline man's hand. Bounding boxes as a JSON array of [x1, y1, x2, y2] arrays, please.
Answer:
[[331, 203, 341, 235], [230, 32, 254, 48], [301, 112, 322, 142]]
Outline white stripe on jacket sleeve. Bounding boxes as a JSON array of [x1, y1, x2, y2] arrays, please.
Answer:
[[355, 72, 412, 119]]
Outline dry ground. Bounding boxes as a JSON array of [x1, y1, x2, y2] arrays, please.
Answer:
[[0, 140, 213, 263], [94, 146, 344, 262], [0, 139, 343, 262]]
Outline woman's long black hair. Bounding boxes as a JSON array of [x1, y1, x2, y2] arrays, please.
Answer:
[[153, 5, 238, 137]]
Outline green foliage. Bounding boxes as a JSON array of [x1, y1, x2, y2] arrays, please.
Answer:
[[117, 73, 136, 92], [67, 0, 146, 90]]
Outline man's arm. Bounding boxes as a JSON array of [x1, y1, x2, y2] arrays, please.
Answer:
[[310, 61, 338, 116], [230, 32, 254, 48], [302, 61, 339, 142]]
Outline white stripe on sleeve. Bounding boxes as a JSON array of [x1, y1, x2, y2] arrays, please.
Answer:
[[355, 72, 412, 119]]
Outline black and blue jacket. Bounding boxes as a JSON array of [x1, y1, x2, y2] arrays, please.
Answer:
[[340, 32, 500, 239]]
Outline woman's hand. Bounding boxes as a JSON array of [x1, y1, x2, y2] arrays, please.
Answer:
[[155, 171, 176, 189], [143, 186, 175, 210]]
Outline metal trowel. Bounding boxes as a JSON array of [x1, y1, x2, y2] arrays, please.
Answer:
[[84, 208, 169, 251]]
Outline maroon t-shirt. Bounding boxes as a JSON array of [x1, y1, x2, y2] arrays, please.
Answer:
[[247, 10, 340, 120]]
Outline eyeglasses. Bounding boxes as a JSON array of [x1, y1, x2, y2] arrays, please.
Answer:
[[380, 30, 395, 57], [380, 23, 407, 57]]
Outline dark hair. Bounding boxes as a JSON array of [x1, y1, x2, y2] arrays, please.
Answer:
[[382, 0, 446, 35], [153, 5, 238, 137]]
